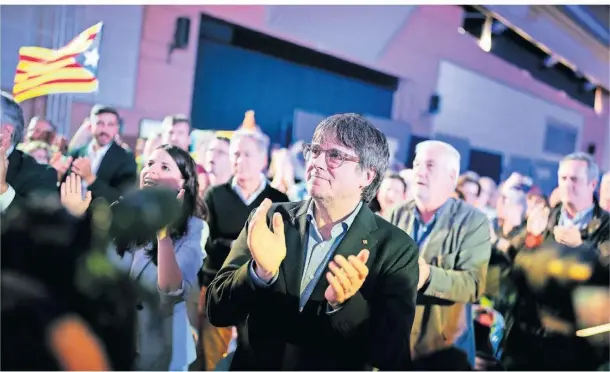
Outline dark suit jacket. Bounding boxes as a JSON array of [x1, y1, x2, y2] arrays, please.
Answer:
[[4, 149, 58, 213], [206, 200, 419, 370], [67, 142, 137, 205]]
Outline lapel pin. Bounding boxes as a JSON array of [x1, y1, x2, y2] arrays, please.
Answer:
[[362, 239, 368, 245]]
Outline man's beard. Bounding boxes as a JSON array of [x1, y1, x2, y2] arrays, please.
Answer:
[[95, 133, 111, 145]]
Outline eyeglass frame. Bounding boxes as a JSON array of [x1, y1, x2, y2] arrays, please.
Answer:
[[302, 142, 360, 169]]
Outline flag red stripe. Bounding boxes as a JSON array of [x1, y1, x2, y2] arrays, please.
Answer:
[[18, 33, 97, 64], [18, 54, 74, 64], [14, 77, 97, 96], [16, 64, 82, 75]]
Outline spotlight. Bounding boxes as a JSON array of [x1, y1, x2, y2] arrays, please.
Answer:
[[543, 55, 558, 68], [491, 21, 507, 35], [583, 81, 596, 92]]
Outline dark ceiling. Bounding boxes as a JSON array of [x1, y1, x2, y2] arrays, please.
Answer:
[[560, 5, 609, 46], [583, 5, 609, 30]]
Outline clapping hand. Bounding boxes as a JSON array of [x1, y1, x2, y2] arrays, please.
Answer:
[[325, 249, 370, 308], [527, 204, 550, 236], [247, 198, 286, 282], [50, 152, 73, 180], [60, 173, 92, 216], [72, 157, 94, 185], [553, 226, 583, 247]]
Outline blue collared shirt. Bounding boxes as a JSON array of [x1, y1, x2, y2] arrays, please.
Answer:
[[558, 204, 594, 230], [410, 200, 450, 248], [250, 200, 363, 312], [232, 173, 267, 206]]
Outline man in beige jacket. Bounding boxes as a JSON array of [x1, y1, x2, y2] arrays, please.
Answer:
[[391, 140, 491, 369]]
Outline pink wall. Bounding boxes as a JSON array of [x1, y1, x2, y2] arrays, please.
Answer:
[[380, 6, 609, 165], [70, 5, 202, 138], [68, 5, 609, 165]]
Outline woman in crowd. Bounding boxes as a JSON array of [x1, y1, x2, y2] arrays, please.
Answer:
[[60, 144, 209, 371], [374, 172, 407, 220]]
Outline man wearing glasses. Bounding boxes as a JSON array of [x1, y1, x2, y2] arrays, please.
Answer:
[[206, 113, 419, 370]]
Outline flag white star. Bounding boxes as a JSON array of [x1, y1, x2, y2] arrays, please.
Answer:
[[83, 48, 100, 68]]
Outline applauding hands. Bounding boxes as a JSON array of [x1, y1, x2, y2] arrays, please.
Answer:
[[325, 249, 370, 308], [60, 173, 92, 216], [247, 198, 372, 308], [527, 204, 550, 236], [247, 198, 287, 282]]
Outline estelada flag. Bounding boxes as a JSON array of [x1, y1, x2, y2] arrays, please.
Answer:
[[12, 22, 103, 103]]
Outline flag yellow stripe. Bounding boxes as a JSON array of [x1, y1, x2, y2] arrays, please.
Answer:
[[57, 22, 102, 57], [18, 46, 59, 61], [58, 37, 94, 59], [12, 22, 103, 103], [15, 58, 77, 83], [14, 68, 94, 94], [18, 22, 101, 62], [14, 81, 98, 103]]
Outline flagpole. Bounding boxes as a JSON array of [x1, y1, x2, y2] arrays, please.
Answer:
[[45, 5, 61, 136], [44, 5, 77, 138], [32, 6, 51, 124]]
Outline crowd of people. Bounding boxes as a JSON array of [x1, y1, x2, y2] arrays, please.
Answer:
[[1, 89, 609, 371]]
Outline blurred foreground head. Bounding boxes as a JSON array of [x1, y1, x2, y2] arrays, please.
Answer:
[[0, 192, 148, 370], [1, 186, 183, 370], [513, 240, 609, 346]]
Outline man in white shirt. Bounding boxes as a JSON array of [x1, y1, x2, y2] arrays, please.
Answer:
[[63, 105, 137, 205]]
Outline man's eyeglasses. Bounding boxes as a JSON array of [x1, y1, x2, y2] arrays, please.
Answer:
[[302, 143, 359, 169]]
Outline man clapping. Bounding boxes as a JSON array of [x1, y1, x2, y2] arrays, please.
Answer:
[[206, 114, 419, 370]]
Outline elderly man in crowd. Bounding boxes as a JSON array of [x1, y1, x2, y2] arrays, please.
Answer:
[[391, 140, 491, 370], [0, 91, 58, 213]]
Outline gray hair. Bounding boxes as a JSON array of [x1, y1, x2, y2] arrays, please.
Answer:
[[230, 129, 270, 156], [560, 152, 599, 182], [1, 91, 24, 145], [415, 140, 461, 186], [312, 113, 389, 203], [28, 116, 56, 132]]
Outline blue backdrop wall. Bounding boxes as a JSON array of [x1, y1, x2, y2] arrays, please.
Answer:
[[190, 40, 395, 142]]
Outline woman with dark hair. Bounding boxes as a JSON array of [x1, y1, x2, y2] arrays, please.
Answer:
[[128, 144, 209, 370], [375, 173, 407, 219], [62, 144, 209, 370]]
